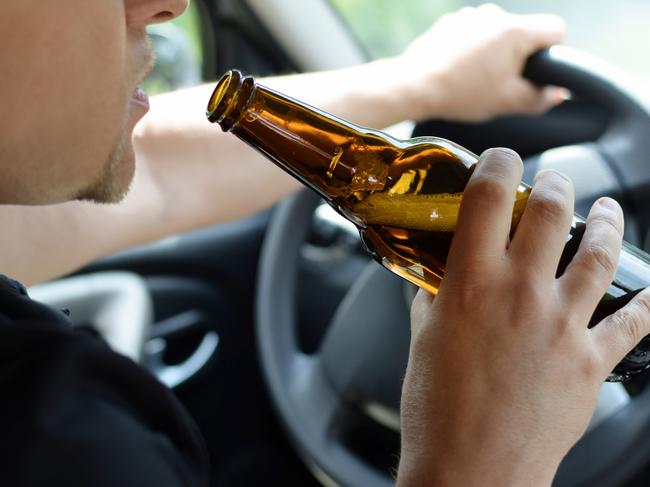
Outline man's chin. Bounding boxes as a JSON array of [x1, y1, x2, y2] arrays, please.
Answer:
[[75, 140, 135, 204]]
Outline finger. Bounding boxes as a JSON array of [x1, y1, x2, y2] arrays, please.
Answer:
[[516, 13, 567, 51], [591, 288, 650, 372], [446, 148, 523, 273], [504, 79, 566, 115], [508, 169, 574, 279], [560, 197, 624, 317]]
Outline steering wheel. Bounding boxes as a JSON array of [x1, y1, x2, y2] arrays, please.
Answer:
[[256, 46, 650, 487]]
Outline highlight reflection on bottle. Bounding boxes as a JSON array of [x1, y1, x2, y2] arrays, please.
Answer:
[[207, 69, 650, 381]]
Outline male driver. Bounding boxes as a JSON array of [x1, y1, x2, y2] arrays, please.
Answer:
[[2, 1, 650, 486]]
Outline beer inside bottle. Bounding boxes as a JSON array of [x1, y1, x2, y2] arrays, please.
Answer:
[[207, 69, 650, 381]]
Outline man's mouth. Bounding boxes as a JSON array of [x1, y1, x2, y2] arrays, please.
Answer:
[[130, 39, 155, 116], [131, 87, 150, 109], [129, 87, 150, 123]]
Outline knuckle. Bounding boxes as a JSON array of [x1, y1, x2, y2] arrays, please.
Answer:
[[605, 307, 627, 331], [501, 24, 525, 40], [621, 309, 645, 344], [508, 279, 546, 324], [579, 243, 617, 277], [580, 352, 604, 381], [511, 278, 543, 304], [634, 290, 650, 316], [443, 274, 494, 311], [608, 304, 650, 346], [525, 189, 569, 225], [593, 208, 624, 236], [551, 312, 574, 338], [629, 294, 650, 338], [465, 173, 510, 206]]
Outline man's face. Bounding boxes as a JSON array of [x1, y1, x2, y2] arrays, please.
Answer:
[[0, 0, 188, 204]]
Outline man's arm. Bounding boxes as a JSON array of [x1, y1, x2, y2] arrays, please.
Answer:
[[0, 5, 565, 285]]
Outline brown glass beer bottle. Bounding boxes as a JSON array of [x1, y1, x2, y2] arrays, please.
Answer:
[[207, 69, 650, 381]]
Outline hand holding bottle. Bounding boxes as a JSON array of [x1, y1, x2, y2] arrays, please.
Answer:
[[392, 4, 567, 122], [397, 148, 650, 486]]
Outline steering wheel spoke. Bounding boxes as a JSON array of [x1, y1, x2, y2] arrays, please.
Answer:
[[288, 354, 345, 447], [318, 262, 410, 415]]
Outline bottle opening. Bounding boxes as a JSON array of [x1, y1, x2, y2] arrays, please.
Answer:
[[207, 75, 231, 117], [206, 70, 243, 128], [206, 69, 256, 131]]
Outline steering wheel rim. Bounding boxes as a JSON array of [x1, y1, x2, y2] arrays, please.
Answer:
[[256, 46, 650, 487], [524, 46, 650, 244]]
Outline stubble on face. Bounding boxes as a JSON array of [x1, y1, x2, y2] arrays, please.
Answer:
[[74, 129, 133, 204]]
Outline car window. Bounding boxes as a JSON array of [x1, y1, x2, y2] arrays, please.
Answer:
[[329, 0, 462, 59], [329, 0, 650, 86], [143, 1, 205, 95]]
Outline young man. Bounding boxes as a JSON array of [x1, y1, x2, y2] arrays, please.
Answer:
[[2, 1, 649, 485]]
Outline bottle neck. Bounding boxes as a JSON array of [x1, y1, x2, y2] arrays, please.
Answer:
[[207, 70, 399, 200]]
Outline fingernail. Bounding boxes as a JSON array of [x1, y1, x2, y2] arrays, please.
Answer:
[[482, 147, 517, 158], [533, 168, 572, 186], [478, 148, 519, 170], [598, 197, 621, 213], [557, 87, 571, 102], [545, 86, 570, 104]]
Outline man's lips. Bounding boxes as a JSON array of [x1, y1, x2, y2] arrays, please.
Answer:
[[131, 87, 150, 110]]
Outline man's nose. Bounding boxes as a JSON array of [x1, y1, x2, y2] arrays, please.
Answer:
[[125, 0, 189, 27]]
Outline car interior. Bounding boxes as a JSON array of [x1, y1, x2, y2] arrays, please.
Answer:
[[31, 0, 650, 485]]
